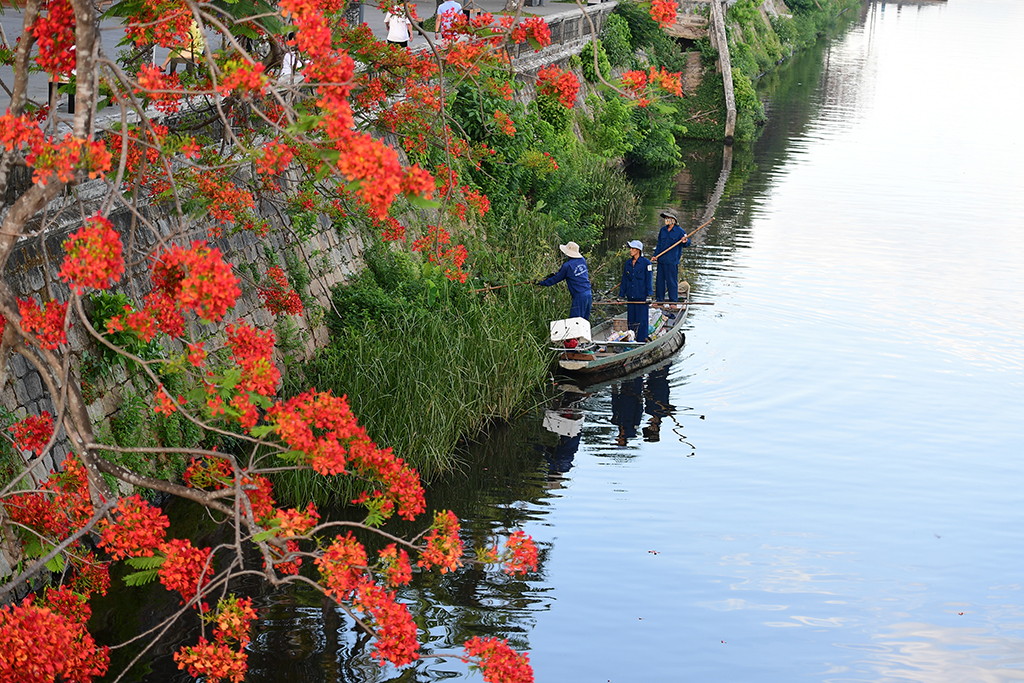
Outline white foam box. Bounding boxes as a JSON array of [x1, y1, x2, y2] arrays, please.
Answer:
[[550, 317, 592, 343]]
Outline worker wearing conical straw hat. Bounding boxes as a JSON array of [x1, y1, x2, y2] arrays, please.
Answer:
[[536, 241, 593, 321]]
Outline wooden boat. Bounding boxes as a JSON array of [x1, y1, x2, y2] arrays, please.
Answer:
[[554, 285, 690, 384]]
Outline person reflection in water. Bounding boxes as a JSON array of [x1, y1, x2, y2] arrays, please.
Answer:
[[547, 432, 582, 475], [611, 377, 645, 446], [643, 364, 675, 442]]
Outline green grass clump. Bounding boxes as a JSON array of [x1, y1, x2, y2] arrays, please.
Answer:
[[275, 227, 566, 506]]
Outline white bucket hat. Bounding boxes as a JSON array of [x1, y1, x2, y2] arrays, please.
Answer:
[[627, 240, 643, 252], [559, 241, 582, 259]]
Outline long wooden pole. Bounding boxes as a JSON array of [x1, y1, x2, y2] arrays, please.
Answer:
[[468, 280, 533, 294], [651, 217, 714, 261], [593, 300, 714, 305]]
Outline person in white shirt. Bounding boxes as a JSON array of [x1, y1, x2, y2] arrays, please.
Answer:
[[434, 0, 462, 41], [384, 7, 414, 48]]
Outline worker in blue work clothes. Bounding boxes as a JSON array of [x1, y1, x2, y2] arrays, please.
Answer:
[[536, 241, 593, 321], [652, 212, 689, 302], [619, 239, 654, 342]]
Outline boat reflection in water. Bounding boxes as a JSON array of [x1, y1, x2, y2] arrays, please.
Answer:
[[540, 386, 587, 476]]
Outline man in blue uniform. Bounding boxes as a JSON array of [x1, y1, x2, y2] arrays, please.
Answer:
[[652, 212, 689, 302], [619, 239, 653, 342], [537, 241, 593, 321]]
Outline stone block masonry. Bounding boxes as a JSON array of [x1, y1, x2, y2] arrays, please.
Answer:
[[0, 178, 365, 497]]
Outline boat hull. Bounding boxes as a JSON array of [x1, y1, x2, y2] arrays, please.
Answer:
[[556, 298, 689, 384]]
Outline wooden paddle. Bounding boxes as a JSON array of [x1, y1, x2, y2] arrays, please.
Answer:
[[651, 217, 714, 262]]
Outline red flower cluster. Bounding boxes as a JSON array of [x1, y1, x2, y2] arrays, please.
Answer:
[[176, 593, 257, 681], [378, 544, 413, 587], [60, 215, 124, 295], [151, 241, 241, 324], [267, 390, 426, 520], [650, 0, 678, 28], [123, 0, 194, 48], [192, 173, 258, 237], [258, 267, 304, 316], [18, 298, 68, 349], [316, 533, 368, 601], [9, 412, 54, 456], [217, 59, 268, 97], [226, 322, 280, 397], [503, 530, 538, 575], [211, 596, 258, 648], [0, 597, 110, 683], [648, 66, 684, 97], [158, 538, 213, 605], [154, 384, 181, 416], [521, 149, 559, 174], [537, 65, 580, 109], [510, 17, 551, 51], [274, 502, 320, 538], [135, 63, 183, 114], [31, 0, 76, 76], [106, 304, 158, 343], [28, 135, 112, 185], [462, 637, 533, 683], [493, 110, 516, 136], [174, 638, 248, 683], [256, 140, 295, 176], [412, 225, 470, 283], [98, 495, 171, 560], [622, 67, 683, 103], [5, 455, 92, 542], [351, 579, 419, 665], [417, 510, 463, 574]]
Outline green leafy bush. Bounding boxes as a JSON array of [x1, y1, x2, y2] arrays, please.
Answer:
[[580, 40, 611, 83], [601, 14, 633, 68], [583, 93, 635, 159]]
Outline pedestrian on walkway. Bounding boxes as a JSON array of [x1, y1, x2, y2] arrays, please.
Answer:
[[435, 0, 463, 40], [619, 239, 653, 342], [384, 7, 414, 48]]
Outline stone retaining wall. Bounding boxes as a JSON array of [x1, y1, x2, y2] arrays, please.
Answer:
[[0, 185, 364, 578]]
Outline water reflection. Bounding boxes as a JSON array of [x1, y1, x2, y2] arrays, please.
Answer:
[[642, 364, 674, 442], [611, 377, 645, 446]]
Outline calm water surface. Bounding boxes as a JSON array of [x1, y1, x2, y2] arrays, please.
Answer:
[[103, 1, 1024, 680]]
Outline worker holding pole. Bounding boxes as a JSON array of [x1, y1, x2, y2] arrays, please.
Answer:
[[651, 212, 689, 302]]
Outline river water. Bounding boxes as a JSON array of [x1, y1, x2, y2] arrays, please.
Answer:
[[97, 1, 1024, 680]]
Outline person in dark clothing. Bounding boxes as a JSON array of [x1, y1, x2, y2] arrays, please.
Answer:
[[652, 212, 688, 302], [611, 377, 645, 446], [619, 240, 653, 342], [643, 364, 676, 442], [537, 241, 593, 321]]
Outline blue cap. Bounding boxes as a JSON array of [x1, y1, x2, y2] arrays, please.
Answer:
[[627, 240, 643, 251]]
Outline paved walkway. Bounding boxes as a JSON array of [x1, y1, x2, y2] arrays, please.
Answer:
[[0, 0, 608, 108]]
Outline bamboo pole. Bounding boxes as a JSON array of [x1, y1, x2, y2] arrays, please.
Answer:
[[468, 280, 533, 294], [651, 217, 714, 261], [593, 300, 714, 305]]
